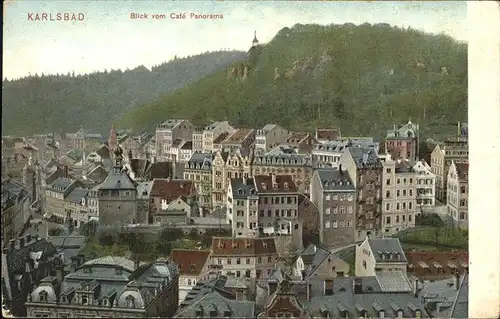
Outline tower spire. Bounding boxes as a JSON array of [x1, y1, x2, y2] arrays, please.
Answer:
[[252, 30, 259, 46]]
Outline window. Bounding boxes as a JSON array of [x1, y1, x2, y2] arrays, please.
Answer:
[[339, 206, 345, 214], [227, 258, 232, 265], [268, 256, 272, 263], [409, 215, 412, 222], [386, 191, 390, 198], [397, 190, 400, 197], [386, 178, 390, 185], [347, 220, 352, 227], [333, 220, 338, 228], [386, 216, 391, 224], [340, 221, 345, 227], [126, 296, 135, 308], [236, 258, 241, 265], [217, 258, 222, 265], [82, 295, 88, 305], [236, 271, 241, 278], [325, 208, 330, 215], [397, 178, 400, 184], [386, 168, 391, 173], [246, 258, 251, 264], [39, 291, 47, 302], [326, 194, 331, 201], [386, 203, 390, 211], [187, 279, 192, 285], [325, 221, 331, 228], [363, 260, 367, 269], [258, 257, 262, 264]]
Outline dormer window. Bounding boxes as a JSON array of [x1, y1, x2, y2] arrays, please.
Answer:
[[237, 189, 243, 195], [126, 295, 135, 308], [39, 290, 48, 302], [261, 183, 267, 190], [263, 242, 268, 248], [284, 182, 289, 190]]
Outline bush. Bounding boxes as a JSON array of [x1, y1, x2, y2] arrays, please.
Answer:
[[48, 228, 63, 236], [416, 213, 445, 227]]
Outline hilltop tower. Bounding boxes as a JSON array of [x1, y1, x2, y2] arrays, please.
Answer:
[[252, 30, 259, 47]]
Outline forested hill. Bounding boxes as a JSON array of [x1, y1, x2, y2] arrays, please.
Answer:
[[119, 23, 467, 139], [2, 50, 246, 136]]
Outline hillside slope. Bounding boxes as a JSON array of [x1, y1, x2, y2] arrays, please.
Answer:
[[2, 51, 246, 136], [119, 23, 467, 139]]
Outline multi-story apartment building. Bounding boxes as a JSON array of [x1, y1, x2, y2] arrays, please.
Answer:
[[226, 177, 259, 237], [209, 237, 279, 279], [254, 124, 289, 154], [380, 155, 417, 235], [384, 119, 419, 161], [355, 237, 407, 276], [45, 176, 83, 224], [192, 129, 204, 153], [168, 139, 193, 163], [284, 132, 317, 154], [220, 128, 256, 154], [340, 147, 383, 241], [26, 256, 180, 318], [149, 178, 197, 219], [2, 235, 58, 317], [252, 148, 312, 193], [310, 168, 356, 248], [430, 137, 468, 203], [2, 179, 32, 244], [202, 121, 235, 153], [413, 159, 436, 208], [64, 188, 90, 228], [155, 119, 196, 161], [446, 161, 469, 229], [311, 141, 345, 168], [169, 249, 211, 304], [98, 147, 139, 228], [184, 152, 214, 214], [211, 149, 252, 207], [226, 175, 301, 242]]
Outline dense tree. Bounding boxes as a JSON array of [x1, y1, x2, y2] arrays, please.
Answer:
[[2, 51, 246, 136], [119, 23, 467, 140]]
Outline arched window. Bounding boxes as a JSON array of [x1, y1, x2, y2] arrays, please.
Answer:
[[126, 295, 135, 308]]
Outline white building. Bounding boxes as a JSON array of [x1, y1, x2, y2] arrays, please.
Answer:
[[413, 160, 436, 208], [355, 237, 407, 277], [380, 155, 417, 235], [446, 161, 469, 229], [169, 249, 211, 305]]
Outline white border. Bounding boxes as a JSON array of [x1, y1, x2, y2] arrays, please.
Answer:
[[468, 1, 500, 318]]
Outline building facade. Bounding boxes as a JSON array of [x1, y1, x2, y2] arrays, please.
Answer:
[[26, 256, 180, 318], [380, 156, 417, 235], [446, 161, 469, 229], [255, 124, 289, 154], [183, 153, 214, 215], [355, 238, 408, 276], [310, 168, 356, 248], [430, 137, 468, 203], [384, 120, 419, 161], [413, 160, 436, 208], [155, 119, 196, 161], [340, 147, 383, 241]]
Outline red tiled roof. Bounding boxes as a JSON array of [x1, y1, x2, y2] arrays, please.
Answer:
[[211, 237, 277, 256], [285, 132, 310, 144], [316, 128, 341, 141], [222, 129, 254, 144], [213, 132, 230, 144], [149, 179, 195, 202], [254, 175, 297, 193], [406, 251, 468, 277], [170, 249, 211, 276]]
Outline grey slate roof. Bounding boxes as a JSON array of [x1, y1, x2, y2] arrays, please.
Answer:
[[49, 177, 76, 193], [230, 178, 257, 199], [5, 237, 57, 273], [65, 188, 89, 204], [268, 276, 429, 318], [367, 238, 407, 263], [187, 152, 213, 170], [450, 275, 468, 319], [316, 168, 355, 191], [98, 169, 137, 190], [157, 119, 183, 129], [262, 124, 278, 133], [175, 276, 255, 318], [347, 147, 381, 169]]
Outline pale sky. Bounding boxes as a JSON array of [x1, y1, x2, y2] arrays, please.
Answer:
[[3, 1, 467, 80]]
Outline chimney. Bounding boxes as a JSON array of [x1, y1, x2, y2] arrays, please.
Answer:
[[413, 277, 419, 298], [353, 277, 363, 294], [454, 273, 460, 291], [9, 239, 16, 251], [56, 264, 65, 283], [324, 279, 334, 295], [64, 165, 69, 178], [19, 237, 25, 249], [135, 259, 140, 270]]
